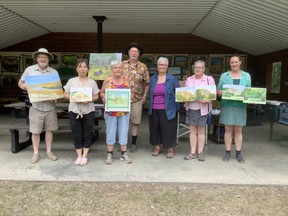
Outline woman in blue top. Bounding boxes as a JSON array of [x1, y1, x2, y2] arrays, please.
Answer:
[[217, 55, 251, 163], [148, 57, 180, 158]]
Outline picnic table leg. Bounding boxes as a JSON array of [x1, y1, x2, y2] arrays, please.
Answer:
[[10, 129, 32, 153]]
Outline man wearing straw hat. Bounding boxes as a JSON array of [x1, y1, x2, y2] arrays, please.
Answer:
[[18, 48, 59, 164]]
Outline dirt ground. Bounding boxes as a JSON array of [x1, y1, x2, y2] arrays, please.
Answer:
[[0, 181, 287, 216]]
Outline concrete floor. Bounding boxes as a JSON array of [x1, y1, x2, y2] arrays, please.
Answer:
[[0, 110, 287, 185]]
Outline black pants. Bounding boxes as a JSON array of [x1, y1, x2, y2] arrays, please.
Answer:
[[69, 111, 95, 149], [149, 109, 177, 148]]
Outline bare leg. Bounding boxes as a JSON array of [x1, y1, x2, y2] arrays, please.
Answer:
[[82, 148, 90, 159], [120, 144, 128, 152], [32, 133, 40, 154], [76, 148, 83, 158], [234, 126, 243, 151], [197, 126, 206, 154], [189, 125, 197, 154], [107, 144, 114, 152], [224, 125, 233, 151], [45, 131, 53, 153]]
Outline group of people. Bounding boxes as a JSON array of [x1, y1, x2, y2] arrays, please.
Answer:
[[18, 44, 251, 165]]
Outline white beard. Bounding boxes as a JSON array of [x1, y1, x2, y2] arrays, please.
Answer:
[[39, 62, 48, 67]]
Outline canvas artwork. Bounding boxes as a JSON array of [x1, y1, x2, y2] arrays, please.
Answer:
[[88, 53, 122, 80], [22, 54, 34, 71], [176, 85, 216, 102], [222, 84, 245, 101], [1, 56, 20, 73], [139, 55, 155, 68], [209, 56, 225, 75], [61, 53, 81, 67], [105, 89, 131, 112], [25, 73, 64, 102], [242, 87, 267, 104], [174, 56, 189, 69], [70, 87, 92, 102]]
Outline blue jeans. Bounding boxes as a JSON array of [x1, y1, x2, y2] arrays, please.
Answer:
[[104, 113, 130, 145]]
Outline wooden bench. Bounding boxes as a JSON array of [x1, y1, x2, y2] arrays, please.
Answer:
[[1, 124, 101, 153]]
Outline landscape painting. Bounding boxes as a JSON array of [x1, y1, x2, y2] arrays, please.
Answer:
[[176, 87, 196, 102], [243, 87, 267, 104], [70, 87, 92, 102], [88, 53, 122, 80], [222, 84, 245, 101], [176, 85, 216, 102], [25, 73, 64, 102], [105, 89, 131, 112]]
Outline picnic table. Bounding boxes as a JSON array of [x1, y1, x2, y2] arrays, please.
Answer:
[[3, 102, 104, 153]]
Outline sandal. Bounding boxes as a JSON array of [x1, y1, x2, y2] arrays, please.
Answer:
[[166, 148, 174, 159], [74, 157, 82, 166], [183, 153, 197, 160], [152, 145, 161, 157], [80, 157, 88, 166]]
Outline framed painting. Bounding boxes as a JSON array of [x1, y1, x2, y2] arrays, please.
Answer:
[[1, 56, 20, 73], [22, 54, 34, 71], [88, 53, 122, 80], [139, 55, 155, 68], [174, 55, 189, 69], [105, 88, 131, 112], [61, 53, 81, 67], [208, 55, 225, 76]]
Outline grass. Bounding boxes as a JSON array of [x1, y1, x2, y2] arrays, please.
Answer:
[[0, 181, 287, 216]]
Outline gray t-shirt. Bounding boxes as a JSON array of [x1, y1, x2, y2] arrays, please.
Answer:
[[64, 77, 100, 115]]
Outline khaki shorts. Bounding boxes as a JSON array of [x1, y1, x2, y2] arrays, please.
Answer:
[[29, 106, 58, 134], [130, 101, 143, 124]]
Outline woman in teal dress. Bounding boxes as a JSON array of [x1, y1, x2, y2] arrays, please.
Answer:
[[217, 55, 251, 163]]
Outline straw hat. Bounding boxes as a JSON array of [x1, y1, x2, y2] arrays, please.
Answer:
[[125, 42, 143, 56], [32, 48, 54, 61]]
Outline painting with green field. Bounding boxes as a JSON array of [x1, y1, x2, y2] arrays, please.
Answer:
[[222, 84, 245, 101], [88, 53, 122, 80], [243, 87, 266, 104], [176, 85, 216, 102], [105, 89, 131, 112]]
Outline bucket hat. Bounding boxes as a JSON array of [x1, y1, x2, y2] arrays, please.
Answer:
[[125, 42, 143, 56], [32, 48, 54, 61]]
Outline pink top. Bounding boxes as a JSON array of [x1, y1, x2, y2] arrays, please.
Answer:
[[152, 83, 165, 109], [184, 74, 215, 116]]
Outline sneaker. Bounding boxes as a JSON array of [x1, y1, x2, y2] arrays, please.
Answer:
[[130, 144, 138, 153], [198, 152, 205, 162], [46, 152, 58, 161], [223, 152, 231, 162], [236, 153, 244, 163], [106, 153, 113, 165], [120, 152, 132, 164], [31, 154, 40, 164], [184, 153, 197, 160]]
